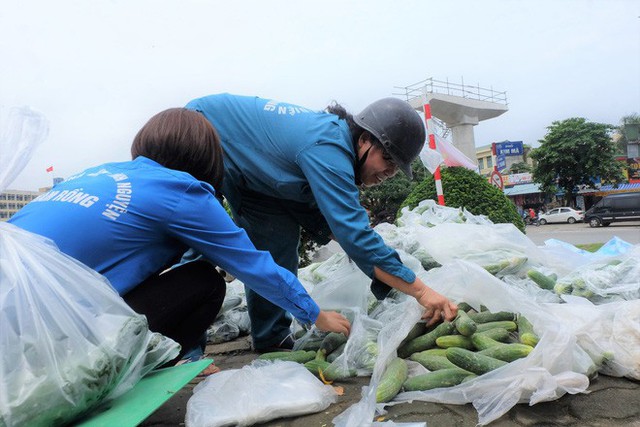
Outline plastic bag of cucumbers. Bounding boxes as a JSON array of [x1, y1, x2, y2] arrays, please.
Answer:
[[334, 260, 592, 427]]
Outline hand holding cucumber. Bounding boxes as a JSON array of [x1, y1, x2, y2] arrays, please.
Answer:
[[315, 310, 351, 336]]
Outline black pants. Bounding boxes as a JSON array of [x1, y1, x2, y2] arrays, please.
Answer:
[[123, 260, 226, 360]]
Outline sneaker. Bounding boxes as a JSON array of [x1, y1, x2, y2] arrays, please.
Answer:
[[254, 334, 295, 353]]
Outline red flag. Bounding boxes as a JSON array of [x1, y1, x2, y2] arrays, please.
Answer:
[[46, 166, 54, 173]]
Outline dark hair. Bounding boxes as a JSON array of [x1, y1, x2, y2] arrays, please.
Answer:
[[325, 101, 380, 148], [131, 108, 224, 192]]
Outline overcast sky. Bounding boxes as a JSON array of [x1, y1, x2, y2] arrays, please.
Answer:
[[2, 0, 639, 190]]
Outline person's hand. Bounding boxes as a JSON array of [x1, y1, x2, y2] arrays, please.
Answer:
[[315, 310, 351, 336], [415, 286, 458, 326]]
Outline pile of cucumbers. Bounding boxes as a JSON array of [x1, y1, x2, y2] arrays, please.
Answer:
[[257, 303, 540, 404]]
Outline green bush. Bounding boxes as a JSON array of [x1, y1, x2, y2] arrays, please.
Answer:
[[399, 166, 526, 233]]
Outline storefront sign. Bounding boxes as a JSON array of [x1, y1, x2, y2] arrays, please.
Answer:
[[503, 172, 533, 186]]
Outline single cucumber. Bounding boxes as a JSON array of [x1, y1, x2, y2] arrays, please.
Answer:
[[454, 310, 477, 337], [399, 321, 428, 348], [410, 353, 460, 371], [317, 332, 348, 360], [397, 321, 455, 358], [468, 311, 516, 323], [478, 343, 534, 362], [303, 359, 354, 381], [470, 333, 503, 351], [445, 347, 508, 375], [456, 302, 474, 313], [376, 358, 408, 403], [527, 269, 557, 290], [475, 321, 517, 333], [326, 342, 346, 363], [258, 350, 317, 363], [517, 315, 539, 347], [403, 368, 476, 392], [519, 332, 540, 347], [412, 348, 447, 357], [554, 281, 573, 295], [476, 327, 511, 342], [435, 335, 475, 350]]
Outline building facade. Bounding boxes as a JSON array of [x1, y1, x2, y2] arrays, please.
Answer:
[[0, 189, 43, 221]]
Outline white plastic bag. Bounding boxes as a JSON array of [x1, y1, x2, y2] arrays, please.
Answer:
[[185, 360, 338, 426]]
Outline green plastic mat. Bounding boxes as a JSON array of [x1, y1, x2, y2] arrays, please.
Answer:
[[74, 359, 212, 427]]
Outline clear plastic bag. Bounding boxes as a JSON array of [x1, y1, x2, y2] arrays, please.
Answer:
[[552, 247, 640, 302], [546, 298, 640, 380], [0, 223, 179, 426], [308, 252, 371, 312], [185, 360, 338, 426], [0, 106, 49, 191]]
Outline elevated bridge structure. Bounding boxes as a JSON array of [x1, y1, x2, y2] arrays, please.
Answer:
[[395, 77, 509, 163]]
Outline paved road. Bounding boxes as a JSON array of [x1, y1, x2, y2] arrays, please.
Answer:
[[524, 220, 640, 246]]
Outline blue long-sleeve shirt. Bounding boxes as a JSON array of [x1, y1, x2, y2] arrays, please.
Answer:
[[9, 156, 320, 324], [186, 93, 416, 284]]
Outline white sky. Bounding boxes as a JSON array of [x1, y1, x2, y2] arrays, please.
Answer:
[[2, 0, 639, 190]]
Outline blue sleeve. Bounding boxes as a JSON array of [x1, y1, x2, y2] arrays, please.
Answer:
[[166, 181, 320, 324], [296, 142, 416, 284]]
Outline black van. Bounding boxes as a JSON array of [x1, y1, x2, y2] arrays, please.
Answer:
[[584, 192, 640, 227]]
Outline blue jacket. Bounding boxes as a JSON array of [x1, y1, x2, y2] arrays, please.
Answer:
[[9, 156, 320, 324], [186, 94, 416, 284]]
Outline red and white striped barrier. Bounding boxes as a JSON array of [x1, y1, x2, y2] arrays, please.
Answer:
[[423, 103, 445, 205]]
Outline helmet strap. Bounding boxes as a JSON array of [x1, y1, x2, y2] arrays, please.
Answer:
[[354, 145, 372, 186]]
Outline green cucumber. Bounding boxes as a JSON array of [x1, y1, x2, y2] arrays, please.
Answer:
[[403, 368, 476, 391], [527, 269, 557, 290], [478, 343, 534, 362], [376, 358, 408, 403], [475, 321, 517, 333], [445, 347, 508, 375], [435, 335, 475, 350], [470, 333, 503, 351], [468, 311, 516, 323], [454, 310, 477, 337], [397, 321, 455, 358], [409, 353, 460, 371], [258, 350, 317, 363]]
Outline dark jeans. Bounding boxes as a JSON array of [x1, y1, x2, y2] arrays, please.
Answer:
[[123, 260, 225, 360], [228, 189, 330, 350]]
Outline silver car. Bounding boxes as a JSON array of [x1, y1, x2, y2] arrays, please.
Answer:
[[538, 207, 584, 224]]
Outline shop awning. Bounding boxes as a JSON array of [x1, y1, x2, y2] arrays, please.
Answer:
[[503, 183, 542, 196], [591, 183, 640, 196]]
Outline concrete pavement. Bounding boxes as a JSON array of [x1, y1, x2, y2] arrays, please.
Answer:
[[141, 336, 640, 427]]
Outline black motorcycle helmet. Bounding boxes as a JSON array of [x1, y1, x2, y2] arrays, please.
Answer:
[[353, 97, 426, 179]]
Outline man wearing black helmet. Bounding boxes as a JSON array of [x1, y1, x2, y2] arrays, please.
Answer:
[[186, 94, 458, 352]]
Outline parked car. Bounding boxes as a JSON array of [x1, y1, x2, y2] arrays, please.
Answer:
[[584, 192, 640, 227], [538, 207, 584, 224]]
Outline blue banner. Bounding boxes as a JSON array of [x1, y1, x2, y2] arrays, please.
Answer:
[[495, 141, 523, 156]]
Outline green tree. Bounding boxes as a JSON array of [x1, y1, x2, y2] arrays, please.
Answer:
[[530, 117, 624, 206], [400, 166, 525, 232], [359, 159, 427, 226], [617, 113, 640, 156], [508, 161, 532, 174]]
